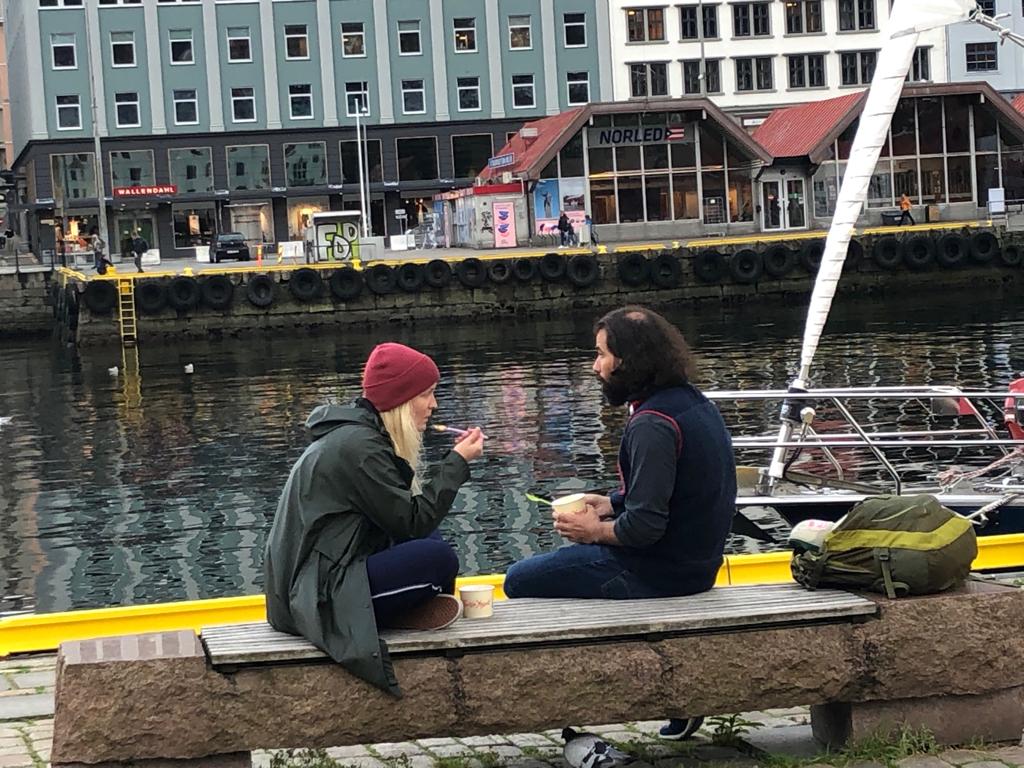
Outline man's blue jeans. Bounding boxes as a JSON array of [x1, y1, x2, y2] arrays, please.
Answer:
[[504, 543, 667, 599]]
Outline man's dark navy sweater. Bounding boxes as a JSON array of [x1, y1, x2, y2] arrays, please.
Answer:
[[608, 384, 736, 595]]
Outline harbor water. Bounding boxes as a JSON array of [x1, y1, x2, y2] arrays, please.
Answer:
[[1, 295, 1022, 614]]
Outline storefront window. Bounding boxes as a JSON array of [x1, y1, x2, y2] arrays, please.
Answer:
[[396, 137, 438, 181], [671, 141, 696, 171], [812, 162, 839, 218], [228, 201, 274, 243], [644, 144, 669, 170], [1002, 151, 1024, 200], [284, 142, 327, 187], [976, 154, 1000, 205], [920, 156, 945, 203], [890, 101, 917, 156], [866, 160, 893, 208], [226, 145, 271, 190], [539, 158, 558, 179], [917, 98, 943, 155], [699, 125, 724, 169], [944, 96, 971, 154], [947, 155, 973, 203], [616, 146, 641, 172], [50, 153, 96, 201], [672, 173, 698, 219], [559, 133, 584, 177], [729, 173, 754, 222], [172, 204, 216, 248], [288, 197, 329, 240], [452, 134, 493, 179], [893, 158, 919, 201], [109, 150, 155, 188], [340, 139, 383, 184], [588, 147, 613, 174], [837, 120, 857, 161], [168, 148, 214, 193], [975, 107, 999, 153], [645, 175, 670, 221], [590, 178, 616, 223], [702, 171, 726, 224], [617, 176, 644, 222]]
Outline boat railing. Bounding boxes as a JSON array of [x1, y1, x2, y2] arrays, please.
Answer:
[[705, 386, 1024, 495]]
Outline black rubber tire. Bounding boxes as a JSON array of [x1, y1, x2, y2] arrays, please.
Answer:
[[650, 251, 682, 288], [487, 259, 514, 284], [455, 258, 487, 288], [538, 252, 566, 281], [903, 235, 935, 271], [693, 250, 725, 283], [845, 238, 865, 269], [246, 274, 276, 308], [763, 245, 797, 279], [167, 276, 201, 311], [395, 262, 426, 293], [936, 234, 968, 268], [83, 281, 117, 315], [512, 257, 538, 282], [872, 236, 903, 271], [365, 264, 396, 294], [200, 275, 234, 310], [729, 249, 764, 284], [799, 241, 824, 273], [424, 259, 453, 289], [616, 252, 649, 287], [1000, 244, 1023, 267], [330, 267, 363, 300], [135, 281, 167, 315], [288, 268, 324, 302], [970, 231, 1000, 264], [566, 253, 599, 288]]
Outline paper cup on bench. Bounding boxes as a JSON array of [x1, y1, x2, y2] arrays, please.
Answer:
[[459, 584, 495, 619], [551, 492, 587, 516]]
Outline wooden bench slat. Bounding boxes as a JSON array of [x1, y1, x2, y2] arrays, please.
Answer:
[[202, 584, 877, 667]]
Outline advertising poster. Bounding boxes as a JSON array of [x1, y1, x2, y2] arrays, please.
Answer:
[[493, 201, 517, 248], [534, 179, 560, 236], [560, 177, 587, 232]]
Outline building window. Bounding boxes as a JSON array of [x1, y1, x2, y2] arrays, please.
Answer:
[[289, 84, 313, 120], [115, 92, 140, 127], [227, 27, 252, 62], [733, 2, 770, 36], [341, 22, 364, 57], [396, 137, 438, 181], [626, 8, 665, 42], [511, 74, 536, 108], [966, 42, 997, 71], [169, 29, 193, 64], [285, 24, 309, 59], [452, 134, 493, 179], [785, 1, 823, 34], [173, 89, 198, 125], [910, 46, 931, 82], [284, 142, 327, 188], [171, 204, 215, 248], [401, 79, 426, 114], [839, 0, 875, 31], [398, 20, 421, 54], [110, 150, 155, 188], [680, 5, 719, 39], [56, 95, 81, 130], [51, 33, 77, 69], [340, 139, 383, 183], [457, 76, 481, 111], [735, 57, 773, 91], [454, 17, 477, 52], [226, 144, 271, 191], [110, 31, 136, 67], [840, 50, 876, 85], [567, 71, 590, 105], [977, 0, 995, 12], [563, 12, 587, 46], [345, 81, 369, 116], [41, 0, 85, 5], [682, 59, 721, 94], [509, 14, 531, 49], [230, 87, 256, 122], [169, 148, 214, 194], [50, 154, 96, 202], [788, 54, 825, 89], [629, 62, 668, 97]]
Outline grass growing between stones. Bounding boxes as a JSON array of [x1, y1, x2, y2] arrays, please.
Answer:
[[269, 748, 506, 768], [760, 725, 940, 768]]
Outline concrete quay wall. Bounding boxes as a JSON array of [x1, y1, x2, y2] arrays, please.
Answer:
[[0, 270, 55, 338]]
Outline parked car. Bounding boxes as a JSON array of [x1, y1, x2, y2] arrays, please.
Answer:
[[212, 233, 251, 263]]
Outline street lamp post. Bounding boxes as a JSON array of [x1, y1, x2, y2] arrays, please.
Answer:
[[353, 103, 370, 239], [82, 0, 110, 254]]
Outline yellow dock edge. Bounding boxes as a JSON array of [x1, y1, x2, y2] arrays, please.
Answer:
[[4, 534, 1023, 656]]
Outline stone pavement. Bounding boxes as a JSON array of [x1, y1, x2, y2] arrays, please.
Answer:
[[3, 653, 1024, 768]]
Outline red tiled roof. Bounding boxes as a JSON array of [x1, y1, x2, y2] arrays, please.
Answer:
[[1012, 93, 1024, 115], [753, 91, 866, 160], [477, 108, 587, 181]]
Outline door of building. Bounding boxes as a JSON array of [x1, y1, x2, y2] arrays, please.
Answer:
[[115, 214, 156, 257], [761, 180, 782, 230], [761, 177, 807, 230]]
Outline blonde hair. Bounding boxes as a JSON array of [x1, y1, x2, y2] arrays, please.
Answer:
[[378, 398, 424, 489]]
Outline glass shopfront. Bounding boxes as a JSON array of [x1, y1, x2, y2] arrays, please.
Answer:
[[228, 201, 274, 244], [287, 197, 329, 240], [172, 203, 217, 249]]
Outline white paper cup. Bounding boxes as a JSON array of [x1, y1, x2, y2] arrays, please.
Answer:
[[459, 584, 495, 619], [551, 492, 587, 516]]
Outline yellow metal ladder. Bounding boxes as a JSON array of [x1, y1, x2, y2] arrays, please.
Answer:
[[117, 278, 137, 345]]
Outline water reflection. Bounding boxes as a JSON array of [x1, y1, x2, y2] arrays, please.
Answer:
[[2, 297, 1024, 614]]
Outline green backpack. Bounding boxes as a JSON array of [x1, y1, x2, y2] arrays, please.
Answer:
[[791, 494, 977, 598]]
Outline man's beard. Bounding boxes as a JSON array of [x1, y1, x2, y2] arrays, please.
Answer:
[[598, 373, 631, 407]]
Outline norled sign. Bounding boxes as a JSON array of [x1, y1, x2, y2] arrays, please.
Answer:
[[587, 125, 689, 148]]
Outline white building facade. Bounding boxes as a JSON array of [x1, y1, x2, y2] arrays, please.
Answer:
[[607, 0, 949, 122]]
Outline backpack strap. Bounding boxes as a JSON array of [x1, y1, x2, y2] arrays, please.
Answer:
[[874, 549, 909, 599], [631, 409, 682, 458]]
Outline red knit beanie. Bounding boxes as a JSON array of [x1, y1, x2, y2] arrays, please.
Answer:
[[362, 342, 440, 413]]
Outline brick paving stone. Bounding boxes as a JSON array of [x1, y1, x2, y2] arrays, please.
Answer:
[[489, 745, 525, 760], [507, 733, 559, 749], [960, 761, 1011, 768], [425, 743, 476, 758], [630, 721, 668, 737], [459, 735, 511, 747], [418, 738, 459, 748], [0, 748, 27, 758], [405, 755, 438, 768], [0, 740, 22, 751], [588, 729, 640, 744], [503, 760, 556, 768], [990, 746, 1024, 765], [370, 741, 426, 758], [744, 724, 821, 759], [0, 679, 9, 694], [0, 656, 56, 672], [9, 672, 55, 691], [0, 693, 54, 720], [0, 756, 32, 768], [896, 756, 957, 768], [941, 751, 1002, 765], [325, 745, 373, 759], [845, 761, 887, 768], [325, 756, 386, 768]]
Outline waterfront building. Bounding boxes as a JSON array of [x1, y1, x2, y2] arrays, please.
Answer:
[[605, 0, 948, 127], [946, 1, 1024, 92], [3, 0, 609, 261]]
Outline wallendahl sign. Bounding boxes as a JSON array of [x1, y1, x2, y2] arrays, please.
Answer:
[[113, 185, 178, 198]]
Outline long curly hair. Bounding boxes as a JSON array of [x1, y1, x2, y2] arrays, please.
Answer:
[[594, 306, 697, 404]]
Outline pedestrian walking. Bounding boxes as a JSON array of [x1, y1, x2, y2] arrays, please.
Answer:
[[130, 230, 148, 273], [899, 193, 915, 226]]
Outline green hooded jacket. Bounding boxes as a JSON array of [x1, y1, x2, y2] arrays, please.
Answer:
[[263, 398, 471, 696]]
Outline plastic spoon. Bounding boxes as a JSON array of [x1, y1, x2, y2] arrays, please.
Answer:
[[431, 424, 490, 439], [525, 493, 554, 507]]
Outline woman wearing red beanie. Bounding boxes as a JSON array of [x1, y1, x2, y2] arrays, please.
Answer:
[[264, 342, 484, 696]]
